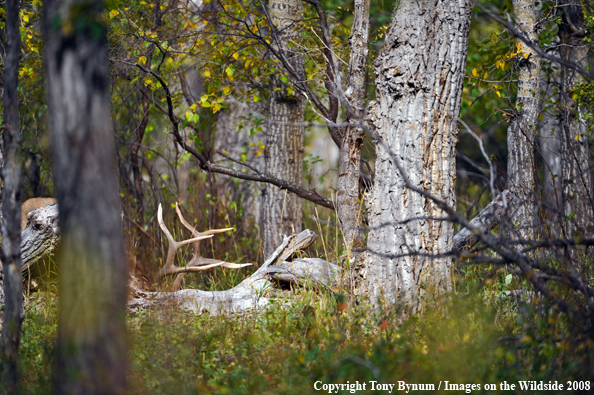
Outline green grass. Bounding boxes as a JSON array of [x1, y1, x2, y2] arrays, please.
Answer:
[[17, 271, 594, 394]]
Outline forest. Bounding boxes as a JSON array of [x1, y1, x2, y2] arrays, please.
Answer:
[[1, 0, 594, 393]]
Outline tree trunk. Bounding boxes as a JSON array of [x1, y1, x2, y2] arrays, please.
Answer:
[[44, 1, 128, 393], [506, 0, 542, 240], [558, 0, 593, 238], [359, 0, 472, 312], [336, 0, 370, 255], [0, 0, 23, 392], [262, 0, 305, 257], [539, 60, 563, 229]]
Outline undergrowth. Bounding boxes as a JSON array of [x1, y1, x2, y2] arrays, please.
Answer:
[[18, 272, 594, 394]]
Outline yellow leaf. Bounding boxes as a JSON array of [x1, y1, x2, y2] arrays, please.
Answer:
[[190, 104, 197, 110], [523, 53, 529, 59], [496, 91, 501, 98], [253, 95, 259, 102], [23, 14, 29, 23], [185, 111, 192, 121], [223, 86, 231, 95], [472, 69, 478, 77], [203, 70, 211, 78], [232, 52, 239, 60], [138, 56, 147, 65]]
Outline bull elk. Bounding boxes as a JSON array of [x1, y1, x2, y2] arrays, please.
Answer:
[[157, 203, 252, 289]]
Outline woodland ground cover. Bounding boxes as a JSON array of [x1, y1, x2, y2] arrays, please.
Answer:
[[16, 238, 594, 394]]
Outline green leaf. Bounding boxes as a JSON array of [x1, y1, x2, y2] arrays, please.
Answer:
[[567, 211, 576, 221]]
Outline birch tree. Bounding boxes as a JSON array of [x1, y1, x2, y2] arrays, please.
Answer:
[[43, 0, 128, 393], [0, 0, 23, 392], [506, 0, 542, 240], [359, 0, 472, 311], [261, 0, 305, 257]]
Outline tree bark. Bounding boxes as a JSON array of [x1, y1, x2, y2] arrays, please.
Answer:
[[0, 0, 23, 392], [43, 1, 128, 393], [359, 0, 472, 312], [506, 0, 542, 240], [558, 0, 593, 238], [336, 0, 370, 255], [539, 59, 563, 228], [262, 0, 305, 257]]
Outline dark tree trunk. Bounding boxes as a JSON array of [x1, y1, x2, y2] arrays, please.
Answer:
[[43, 1, 129, 393], [0, 0, 24, 392], [558, 0, 593, 238]]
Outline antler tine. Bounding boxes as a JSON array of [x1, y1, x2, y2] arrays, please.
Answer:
[[175, 203, 233, 237], [158, 202, 251, 287], [157, 203, 213, 280], [175, 203, 199, 237], [157, 204, 176, 246], [177, 234, 213, 248]]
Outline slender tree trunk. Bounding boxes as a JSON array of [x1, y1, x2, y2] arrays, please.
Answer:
[[336, 0, 370, 255], [359, 0, 472, 312], [506, 0, 542, 240], [539, 60, 563, 230], [262, 0, 304, 257], [558, 0, 593, 238], [44, 1, 128, 393], [0, 0, 23, 392]]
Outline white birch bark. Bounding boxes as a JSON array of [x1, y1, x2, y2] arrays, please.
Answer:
[[359, 0, 472, 312], [506, 0, 542, 240], [262, 0, 305, 257]]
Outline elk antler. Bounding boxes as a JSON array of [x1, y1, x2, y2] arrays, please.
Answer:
[[157, 203, 252, 285]]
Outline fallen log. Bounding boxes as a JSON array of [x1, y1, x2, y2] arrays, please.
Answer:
[[21, 203, 60, 272], [453, 190, 512, 251], [128, 229, 342, 315]]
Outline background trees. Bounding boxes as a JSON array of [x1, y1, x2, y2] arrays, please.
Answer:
[[1, 0, 594, 390]]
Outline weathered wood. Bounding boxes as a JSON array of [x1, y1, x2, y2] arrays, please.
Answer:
[[20, 204, 60, 272], [453, 190, 512, 250], [128, 229, 337, 315], [268, 258, 341, 286]]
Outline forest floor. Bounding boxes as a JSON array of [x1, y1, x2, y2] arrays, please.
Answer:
[[17, 265, 594, 395]]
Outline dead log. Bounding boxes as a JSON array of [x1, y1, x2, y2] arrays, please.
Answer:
[[21, 203, 60, 272], [453, 190, 512, 251], [128, 229, 341, 315]]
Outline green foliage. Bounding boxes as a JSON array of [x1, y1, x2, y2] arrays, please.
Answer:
[[19, 271, 594, 394]]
